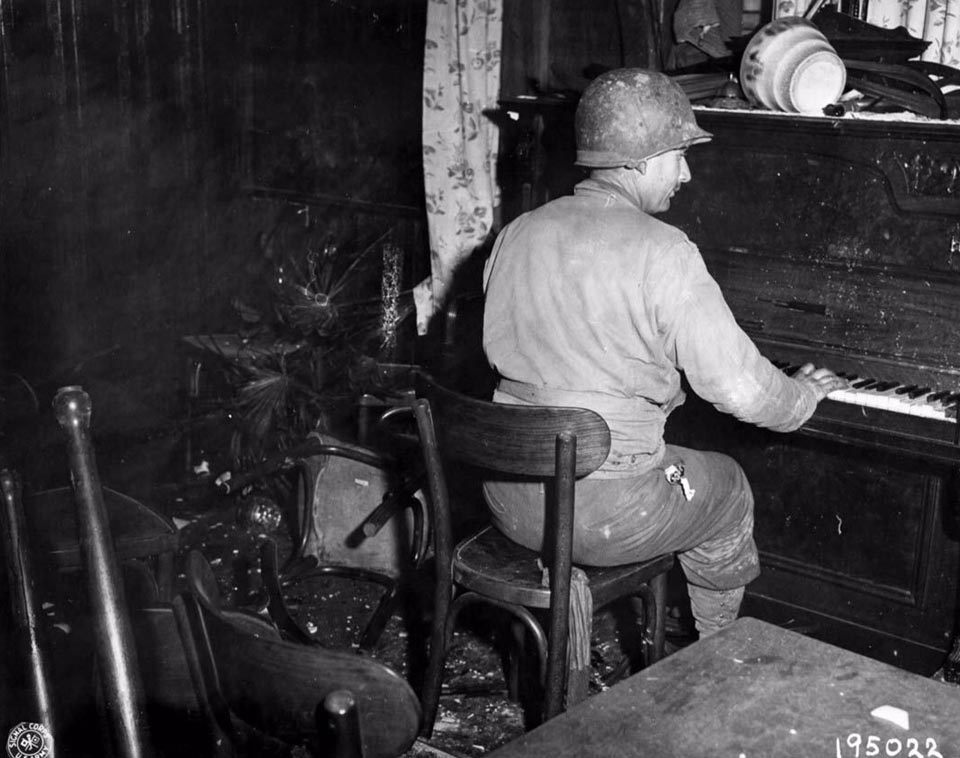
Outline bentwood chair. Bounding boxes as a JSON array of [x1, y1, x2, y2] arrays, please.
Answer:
[[175, 550, 422, 758], [409, 373, 674, 734], [218, 431, 427, 652]]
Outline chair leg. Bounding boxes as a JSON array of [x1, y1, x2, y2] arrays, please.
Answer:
[[507, 619, 525, 702], [419, 591, 551, 738], [649, 571, 668, 664], [634, 573, 669, 667], [419, 585, 457, 738], [358, 583, 399, 653], [157, 550, 175, 602], [260, 540, 315, 645]]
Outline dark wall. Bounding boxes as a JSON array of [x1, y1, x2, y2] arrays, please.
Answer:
[[501, 0, 663, 98], [0, 0, 427, 446]]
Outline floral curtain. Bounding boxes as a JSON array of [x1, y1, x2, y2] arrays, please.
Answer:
[[417, 0, 503, 334], [865, 0, 960, 66], [777, 0, 960, 67]]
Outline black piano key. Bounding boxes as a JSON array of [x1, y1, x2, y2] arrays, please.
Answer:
[[907, 386, 932, 399], [873, 381, 900, 392], [928, 390, 951, 402], [945, 396, 959, 420], [851, 378, 876, 389], [895, 385, 917, 395]]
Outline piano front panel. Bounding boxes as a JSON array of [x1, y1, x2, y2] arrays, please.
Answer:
[[668, 393, 960, 673]]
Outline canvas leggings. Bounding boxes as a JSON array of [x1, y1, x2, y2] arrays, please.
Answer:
[[482, 444, 760, 637]]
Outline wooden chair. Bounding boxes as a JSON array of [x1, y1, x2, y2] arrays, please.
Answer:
[[24, 485, 180, 600], [175, 549, 422, 758], [409, 373, 675, 734], [218, 433, 426, 652]]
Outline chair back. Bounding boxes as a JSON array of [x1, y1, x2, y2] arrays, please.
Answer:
[[177, 550, 421, 758], [414, 372, 611, 478], [411, 372, 611, 602]]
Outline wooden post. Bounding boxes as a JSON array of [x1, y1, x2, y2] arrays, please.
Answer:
[[319, 689, 363, 758], [533, 0, 552, 92], [53, 386, 153, 758]]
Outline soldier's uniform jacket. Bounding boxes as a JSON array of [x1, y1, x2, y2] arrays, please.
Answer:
[[483, 177, 817, 479]]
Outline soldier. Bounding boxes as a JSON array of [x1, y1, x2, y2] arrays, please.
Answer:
[[482, 68, 845, 638]]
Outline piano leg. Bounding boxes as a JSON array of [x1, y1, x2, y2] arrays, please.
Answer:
[[943, 640, 960, 683]]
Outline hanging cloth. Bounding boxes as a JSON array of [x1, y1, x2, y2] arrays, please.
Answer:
[[418, 0, 503, 334]]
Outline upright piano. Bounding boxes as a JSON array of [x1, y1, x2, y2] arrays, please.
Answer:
[[662, 108, 960, 677], [497, 99, 960, 676]]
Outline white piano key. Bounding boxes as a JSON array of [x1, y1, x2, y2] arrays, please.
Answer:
[[783, 363, 958, 423], [826, 387, 955, 421]]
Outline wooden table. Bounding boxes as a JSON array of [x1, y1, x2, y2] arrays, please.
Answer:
[[25, 486, 180, 599], [489, 617, 960, 758]]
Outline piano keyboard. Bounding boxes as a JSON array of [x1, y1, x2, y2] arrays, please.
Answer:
[[774, 363, 959, 423]]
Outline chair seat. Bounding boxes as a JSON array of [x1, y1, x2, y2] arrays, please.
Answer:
[[454, 525, 674, 610], [26, 486, 180, 569]]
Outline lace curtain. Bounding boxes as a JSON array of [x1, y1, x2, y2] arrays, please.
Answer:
[[417, 0, 503, 334]]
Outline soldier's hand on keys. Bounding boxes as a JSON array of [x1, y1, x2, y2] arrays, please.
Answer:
[[793, 363, 848, 402]]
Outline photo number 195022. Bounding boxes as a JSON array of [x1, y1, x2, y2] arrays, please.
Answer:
[[835, 733, 944, 758]]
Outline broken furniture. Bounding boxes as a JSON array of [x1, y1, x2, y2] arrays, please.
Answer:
[[175, 549, 422, 758], [409, 372, 674, 733], [486, 616, 960, 757]]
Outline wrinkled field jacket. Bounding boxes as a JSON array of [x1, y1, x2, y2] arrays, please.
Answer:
[[482, 178, 817, 478]]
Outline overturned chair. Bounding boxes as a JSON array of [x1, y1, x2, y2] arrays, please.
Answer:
[[218, 429, 427, 652]]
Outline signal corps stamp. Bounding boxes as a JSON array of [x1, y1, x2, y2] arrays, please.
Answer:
[[6, 723, 52, 758]]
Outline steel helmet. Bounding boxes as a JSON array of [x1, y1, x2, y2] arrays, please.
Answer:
[[575, 68, 712, 169]]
